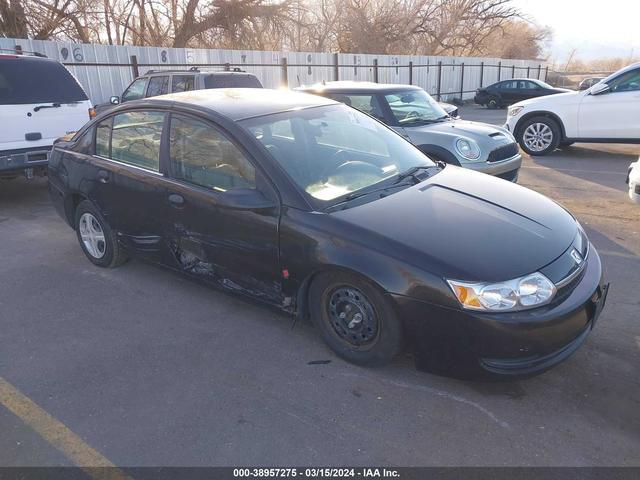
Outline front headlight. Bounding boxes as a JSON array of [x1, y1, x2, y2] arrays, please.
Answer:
[[447, 272, 556, 312], [454, 137, 481, 161], [508, 105, 524, 117]]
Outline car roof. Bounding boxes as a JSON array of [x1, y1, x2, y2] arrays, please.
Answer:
[[144, 70, 258, 77], [296, 81, 422, 94], [145, 88, 338, 121]]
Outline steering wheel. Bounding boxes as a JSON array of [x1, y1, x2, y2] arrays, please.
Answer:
[[321, 150, 384, 182], [405, 110, 420, 119]]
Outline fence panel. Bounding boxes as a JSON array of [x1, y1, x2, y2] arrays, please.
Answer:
[[0, 37, 545, 105]]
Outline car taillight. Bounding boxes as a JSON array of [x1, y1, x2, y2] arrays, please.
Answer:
[[88, 107, 97, 119]]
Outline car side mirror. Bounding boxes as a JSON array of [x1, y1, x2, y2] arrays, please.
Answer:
[[589, 83, 610, 95], [110, 96, 120, 105]]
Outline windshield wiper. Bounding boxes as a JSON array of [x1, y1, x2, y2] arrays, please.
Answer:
[[394, 165, 439, 184], [325, 181, 415, 212], [33, 103, 61, 112]]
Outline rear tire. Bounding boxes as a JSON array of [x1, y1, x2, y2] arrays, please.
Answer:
[[74, 200, 128, 268], [517, 116, 561, 156], [309, 271, 404, 367]]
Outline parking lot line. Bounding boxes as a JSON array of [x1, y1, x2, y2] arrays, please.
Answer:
[[0, 376, 125, 479]]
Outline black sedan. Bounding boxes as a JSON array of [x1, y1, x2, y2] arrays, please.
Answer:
[[48, 89, 608, 379], [475, 78, 571, 108]]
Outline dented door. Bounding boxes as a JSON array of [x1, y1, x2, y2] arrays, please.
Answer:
[[164, 113, 282, 304]]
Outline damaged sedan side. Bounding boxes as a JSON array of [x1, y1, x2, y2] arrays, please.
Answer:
[[49, 88, 608, 379]]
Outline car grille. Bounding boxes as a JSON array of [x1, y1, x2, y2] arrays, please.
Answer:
[[487, 143, 519, 163]]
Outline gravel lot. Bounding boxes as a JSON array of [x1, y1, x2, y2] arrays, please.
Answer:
[[0, 104, 638, 468]]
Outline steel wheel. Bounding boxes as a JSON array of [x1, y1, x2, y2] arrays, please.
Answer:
[[78, 212, 106, 259], [327, 286, 379, 347], [523, 122, 554, 152]]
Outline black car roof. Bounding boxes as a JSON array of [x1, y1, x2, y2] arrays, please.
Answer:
[[296, 81, 422, 94], [139, 88, 338, 121]]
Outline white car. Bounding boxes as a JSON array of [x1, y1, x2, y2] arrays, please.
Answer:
[[505, 62, 640, 156], [0, 52, 92, 179], [628, 160, 640, 204]]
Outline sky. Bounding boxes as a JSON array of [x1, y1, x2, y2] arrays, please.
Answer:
[[511, 0, 640, 62]]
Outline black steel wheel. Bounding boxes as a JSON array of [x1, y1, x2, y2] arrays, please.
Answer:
[[309, 271, 404, 366]]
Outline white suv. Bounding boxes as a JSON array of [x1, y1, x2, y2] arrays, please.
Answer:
[[0, 52, 92, 179], [505, 63, 640, 156]]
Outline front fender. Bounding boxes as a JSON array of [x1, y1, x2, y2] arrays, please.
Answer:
[[279, 207, 458, 317]]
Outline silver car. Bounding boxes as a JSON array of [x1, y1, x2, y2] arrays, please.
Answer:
[[297, 82, 522, 182]]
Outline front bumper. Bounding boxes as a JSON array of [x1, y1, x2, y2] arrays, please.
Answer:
[[0, 147, 51, 173], [462, 153, 522, 182], [395, 245, 607, 379]]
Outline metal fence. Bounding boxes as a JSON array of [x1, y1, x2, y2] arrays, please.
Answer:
[[0, 37, 547, 105]]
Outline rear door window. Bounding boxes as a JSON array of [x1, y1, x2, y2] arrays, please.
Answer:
[[146, 76, 169, 97], [110, 111, 165, 171], [171, 75, 195, 93], [95, 118, 112, 157], [0, 57, 88, 105]]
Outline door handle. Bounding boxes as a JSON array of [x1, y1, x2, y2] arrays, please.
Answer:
[[97, 169, 110, 183], [168, 193, 185, 208]]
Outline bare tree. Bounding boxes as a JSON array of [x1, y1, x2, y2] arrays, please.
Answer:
[[2, 0, 550, 60]]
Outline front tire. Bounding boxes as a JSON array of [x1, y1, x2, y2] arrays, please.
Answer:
[[486, 96, 501, 109], [517, 116, 561, 156], [74, 200, 128, 268], [309, 271, 404, 367]]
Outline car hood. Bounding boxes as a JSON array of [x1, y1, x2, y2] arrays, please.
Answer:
[[331, 165, 578, 282], [405, 119, 513, 144], [512, 90, 583, 109]]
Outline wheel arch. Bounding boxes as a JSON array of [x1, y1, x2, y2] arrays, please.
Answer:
[[514, 111, 567, 141], [415, 144, 461, 166], [294, 265, 403, 322], [64, 191, 89, 229]]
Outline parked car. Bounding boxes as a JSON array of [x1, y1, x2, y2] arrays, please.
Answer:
[[49, 88, 608, 379], [297, 82, 521, 182], [505, 62, 640, 156], [0, 51, 92, 179], [578, 77, 605, 91], [628, 159, 640, 204], [93, 68, 263, 115], [474, 78, 571, 109]]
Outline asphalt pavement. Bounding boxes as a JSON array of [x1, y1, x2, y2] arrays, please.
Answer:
[[0, 105, 638, 468]]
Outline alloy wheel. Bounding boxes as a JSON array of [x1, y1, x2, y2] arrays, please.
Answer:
[[523, 122, 554, 152], [79, 212, 106, 259]]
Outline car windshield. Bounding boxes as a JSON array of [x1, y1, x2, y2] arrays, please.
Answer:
[[383, 89, 449, 125], [241, 104, 436, 204]]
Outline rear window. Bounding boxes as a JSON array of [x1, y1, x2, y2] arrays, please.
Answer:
[[0, 58, 88, 105], [203, 74, 262, 89]]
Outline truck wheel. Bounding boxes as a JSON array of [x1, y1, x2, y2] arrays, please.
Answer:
[[74, 200, 128, 268], [309, 271, 404, 367], [517, 116, 561, 156]]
